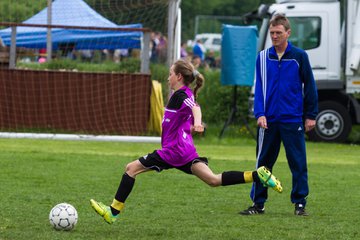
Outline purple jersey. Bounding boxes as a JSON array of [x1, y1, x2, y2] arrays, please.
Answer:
[[157, 86, 199, 166]]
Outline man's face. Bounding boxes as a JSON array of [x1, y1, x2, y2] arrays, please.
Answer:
[[269, 24, 290, 49]]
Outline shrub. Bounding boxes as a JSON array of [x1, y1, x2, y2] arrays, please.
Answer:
[[18, 58, 141, 73], [150, 64, 252, 125], [17, 59, 253, 126], [197, 69, 252, 125]]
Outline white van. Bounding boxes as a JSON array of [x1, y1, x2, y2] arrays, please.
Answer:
[[193, 33, 221, 52]]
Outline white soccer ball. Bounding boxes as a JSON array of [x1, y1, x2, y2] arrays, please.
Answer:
[[49, 203, 78, 231]]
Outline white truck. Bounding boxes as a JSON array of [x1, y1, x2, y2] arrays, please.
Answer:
[[246, 0, 360, 142]]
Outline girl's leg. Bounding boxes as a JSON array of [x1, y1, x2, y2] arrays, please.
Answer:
[[191, 162, 258, 187], [90, 159, 149, 223], [111, 160, 150, 214], [191, 162, 222, 187]]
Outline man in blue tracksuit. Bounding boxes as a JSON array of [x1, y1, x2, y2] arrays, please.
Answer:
[[240, 14, 318, 216]]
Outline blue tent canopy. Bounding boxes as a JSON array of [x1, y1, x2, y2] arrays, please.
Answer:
[[0, 0, 143, 50]]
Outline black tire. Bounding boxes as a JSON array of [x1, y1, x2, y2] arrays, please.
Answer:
[[307, 101, 352, 142]]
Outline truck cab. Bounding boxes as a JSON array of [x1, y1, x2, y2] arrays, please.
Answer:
[[248, 0, 360, 142]]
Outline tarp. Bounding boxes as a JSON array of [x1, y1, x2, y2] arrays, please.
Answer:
[[221, 24, 258, 86], [148, 80, 164, 135], [0, 0, 142, 50]]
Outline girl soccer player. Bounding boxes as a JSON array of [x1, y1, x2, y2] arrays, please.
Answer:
[[90, 59, 282, 224]]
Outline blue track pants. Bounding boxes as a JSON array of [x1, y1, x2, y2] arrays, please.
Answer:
[[250, 122, 309, 207]]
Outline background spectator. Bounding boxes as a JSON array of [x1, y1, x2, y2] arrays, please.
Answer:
[[180, 42, 188, 59], [192, 39, 206, 61], [205, 50, 216, 68], [150, 31, 160, 63]]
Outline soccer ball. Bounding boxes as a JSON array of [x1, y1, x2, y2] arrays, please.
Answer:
[[49, 203, 78, 231]]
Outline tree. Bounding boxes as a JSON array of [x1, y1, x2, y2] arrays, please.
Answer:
[[181, 0, 275, 41], [0, 1, 46, 24]]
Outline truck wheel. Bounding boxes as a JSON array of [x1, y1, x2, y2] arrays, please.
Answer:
[[307, 101, 352, 142]]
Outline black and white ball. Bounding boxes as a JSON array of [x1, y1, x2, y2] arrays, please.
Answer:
[[49, 203, 78, 231]]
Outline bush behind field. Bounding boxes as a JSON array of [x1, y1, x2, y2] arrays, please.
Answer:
[[18, 60, 252, 126], [151, 64, 252, 125], [18, 58, 141, 73], [16, 60, 360, 142]]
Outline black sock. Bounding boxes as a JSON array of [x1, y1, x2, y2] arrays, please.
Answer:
[[221, 171, 245, 186], [110, 173, 135, 215]]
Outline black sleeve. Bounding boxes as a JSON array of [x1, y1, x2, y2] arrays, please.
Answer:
[[166, 90, 188, 110]]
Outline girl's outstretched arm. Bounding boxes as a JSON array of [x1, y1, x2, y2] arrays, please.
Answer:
[[192, 105, 204, 133]]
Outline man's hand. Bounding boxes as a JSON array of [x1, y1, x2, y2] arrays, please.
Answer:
[[305, 119, 316, 132], [257, 116, 268, 129]]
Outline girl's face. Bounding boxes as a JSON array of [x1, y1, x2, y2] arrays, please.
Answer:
[[168, 65, 183, 91]]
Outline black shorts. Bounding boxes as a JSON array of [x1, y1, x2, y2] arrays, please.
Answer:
[[138, 150, 208, 175]]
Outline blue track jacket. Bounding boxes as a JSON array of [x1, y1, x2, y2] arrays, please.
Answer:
[[254, 42, 318, 123]]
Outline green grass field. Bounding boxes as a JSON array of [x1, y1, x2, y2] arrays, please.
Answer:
[[0, 134, 359, 240]]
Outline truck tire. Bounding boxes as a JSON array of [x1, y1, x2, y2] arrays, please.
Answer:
[[307, 101, 352, 142]]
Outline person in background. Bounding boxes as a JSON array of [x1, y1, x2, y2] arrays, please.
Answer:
[[191, 55, 202, 69], [180, 42, 188, 59], [90, 59, 282, 224], [192, 39, 206, 61], [191, 55, 210, 70], [205, 50, 216, 68], [156, 33, 167, 63], [240, 13, 318, 217], [80, 49, 93, 62], [150, 31, 160, 63]]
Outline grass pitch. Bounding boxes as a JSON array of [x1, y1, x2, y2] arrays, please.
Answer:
[[0, 135, 359, 240]]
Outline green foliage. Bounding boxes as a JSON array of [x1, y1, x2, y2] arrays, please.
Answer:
[[0, 0, 275, 43], [16, 60, 252, 131], [13, 60, 360, 142], [0, 137, 359, 239], [149, 64, 253, 126], [150, 63, 171, 96], [17, 58, 141, 73], [17, 59, 250, 125], [15, 58, 360, 142], [181, 0, 276, 40], [180, 0, 234, 39], [46, 59, 80, 70], [116, 58, 141, 73], [196, 69, 252, 125], [0, 1, 46, 24], [214, 0, 275, 16], [85, 0, 169, 33]]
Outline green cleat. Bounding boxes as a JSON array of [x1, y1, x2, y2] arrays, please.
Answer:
[[257, 166, 283, 193], [90, 199, 118, 224]]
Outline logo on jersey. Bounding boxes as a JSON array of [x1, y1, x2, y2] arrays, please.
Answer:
[[182, 130, 187, 139]]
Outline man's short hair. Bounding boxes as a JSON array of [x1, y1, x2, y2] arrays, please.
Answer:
[[270, 13, 291, 31]]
